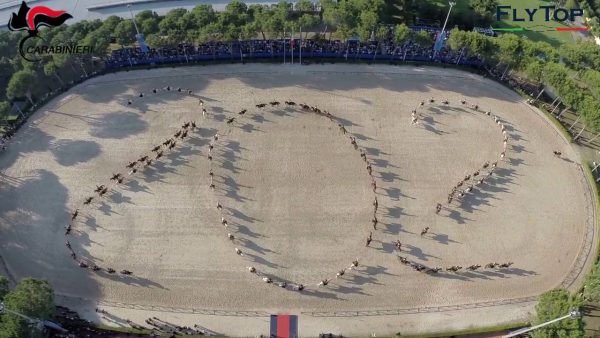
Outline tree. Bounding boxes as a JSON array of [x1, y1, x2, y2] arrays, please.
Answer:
[[196, 22, 224, 43], [357, 10, 378, 41], [145, 34, 165, 48], [295, 0, 315, 12], [220, 0, 248, 28], [113, 20, 137, 47], [394, 23, 412, 45], [83, 29, 111, 57], [0, 275, 8, 300], [495, 33, 522, 71], [100, 15, 122, 33], [413, 30, 433, 47], [265, 14, 285, 38], [582, 70, 600, 99], [43, 61, 64, 86], [375, 25, 388, 41], [579, 95, 600, 132], [298, 14, 320, 38], [447, 28, 469, 51], [0, 278, 55, 338], [6, 69, 37, 105], [190, 4, 217, 29], [525, 60, 544, 83], [248, 4, 271, 40], [531, 289, 584, 338], [522, 40, 559, 64], [469, 0, 497, 24], [136, 10, 160, 35]]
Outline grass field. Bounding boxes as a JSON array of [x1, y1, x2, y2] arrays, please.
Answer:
[[493, 0, 580, 46]]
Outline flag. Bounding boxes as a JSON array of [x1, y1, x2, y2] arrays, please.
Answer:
[[270, 314, 298, 338], [434, 31, 447, 52]]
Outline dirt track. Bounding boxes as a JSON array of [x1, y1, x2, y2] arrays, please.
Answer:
[[0, 64, 594, 337]]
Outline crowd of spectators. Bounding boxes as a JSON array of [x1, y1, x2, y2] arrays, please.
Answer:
[[106, 29, 484, 69]]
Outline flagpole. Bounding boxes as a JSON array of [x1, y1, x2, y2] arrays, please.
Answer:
[[283, 29, 286, 64], [291, 27, 294, 65], [300, 26, 302, 65]]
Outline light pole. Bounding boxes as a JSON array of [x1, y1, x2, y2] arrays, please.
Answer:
[[127, 4, 140, 35], [503, 309, 581, 338], [441, 1, 456, 34], [434, 1, 455, 58], [127, 3, 149, 54]]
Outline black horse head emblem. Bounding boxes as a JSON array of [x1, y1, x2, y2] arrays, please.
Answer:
[[7, 1, 72, 61]]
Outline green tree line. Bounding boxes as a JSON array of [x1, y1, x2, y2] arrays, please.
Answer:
[[446, 28, 600, 132]]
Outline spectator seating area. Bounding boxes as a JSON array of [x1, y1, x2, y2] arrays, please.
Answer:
[[106, 30, 484, 69]]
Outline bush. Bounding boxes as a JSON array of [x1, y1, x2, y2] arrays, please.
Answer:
[[0, 278, 55, 338], [0, 275, 8, 300], [531, 289, 584, 338], [584, 263, 600, 302]]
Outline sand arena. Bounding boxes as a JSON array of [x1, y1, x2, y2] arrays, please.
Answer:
[[0, 64, 595, 336]]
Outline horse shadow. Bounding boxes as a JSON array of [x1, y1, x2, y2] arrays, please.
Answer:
[[404, 244, 439, 261], [385, 206, 414, 218], [428, 233, 461, 245], [238, 238, 276, 256], [244, 252, 284, 269], [446, 209, 474, 224], [236, 224, 264, 239], [382, 187, 413, 201]]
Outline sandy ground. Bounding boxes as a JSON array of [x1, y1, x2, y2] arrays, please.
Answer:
[[0, 64, 595, 337]]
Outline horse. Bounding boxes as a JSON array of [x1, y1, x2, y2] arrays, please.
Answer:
[[467, 264, 481, 271]]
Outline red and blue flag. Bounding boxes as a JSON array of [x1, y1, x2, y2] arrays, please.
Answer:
[[270, 314, 298, 338]]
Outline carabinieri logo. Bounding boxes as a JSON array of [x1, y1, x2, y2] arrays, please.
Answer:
[[8, 1, 93, 62]]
